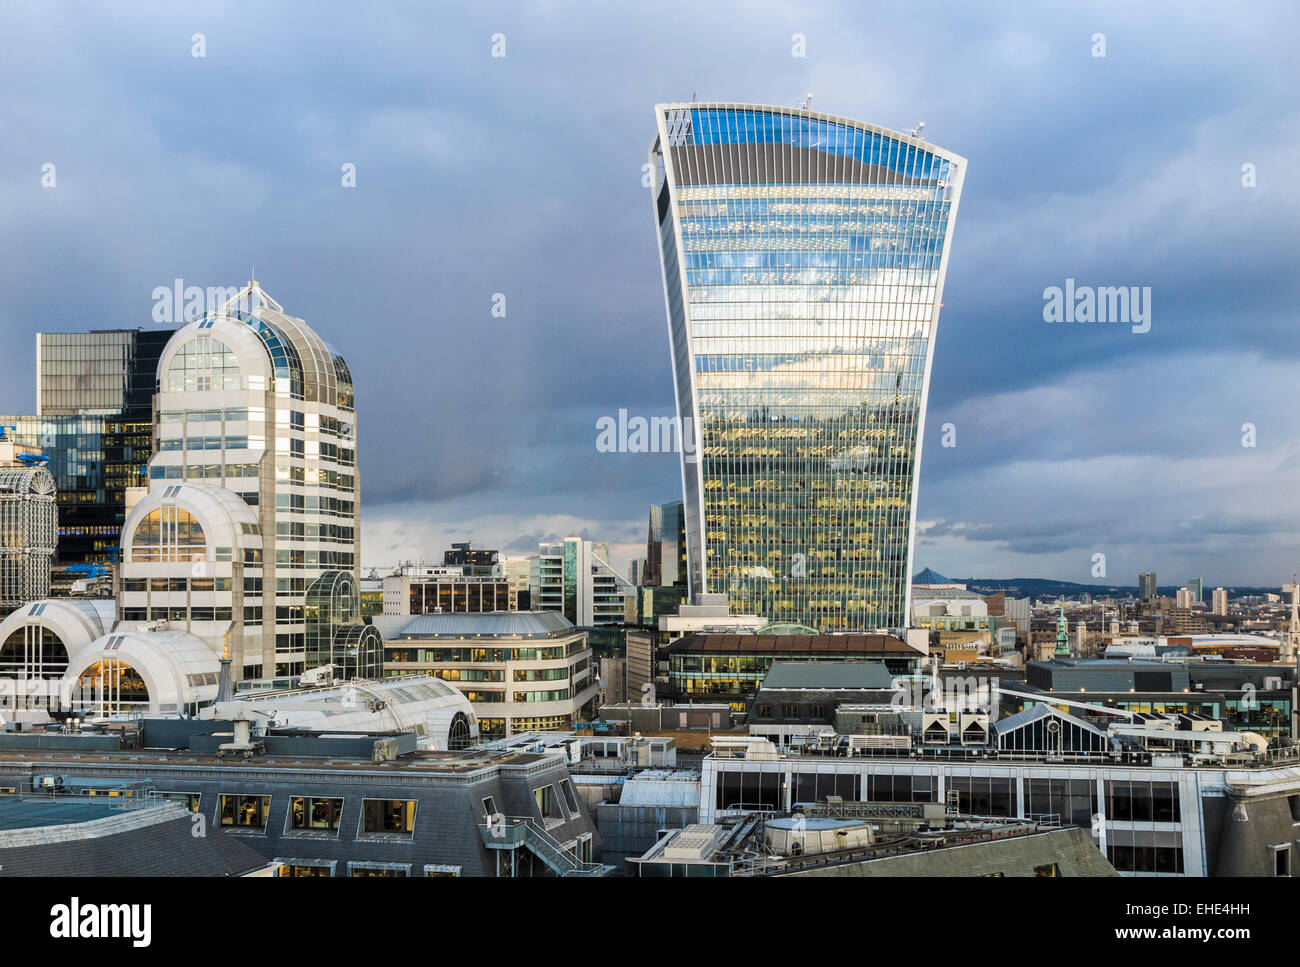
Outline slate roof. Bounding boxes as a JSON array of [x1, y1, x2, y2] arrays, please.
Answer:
[[992, 703, 1104, 738], [784, 827, 1118, 877], [0, 801, 270, 877], [670, 633, 921, 656], [397, 611, 575, 638], [760, 661, 893, 690]]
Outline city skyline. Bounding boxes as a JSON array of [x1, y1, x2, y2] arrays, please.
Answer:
[[2, 3, 1299, 585]]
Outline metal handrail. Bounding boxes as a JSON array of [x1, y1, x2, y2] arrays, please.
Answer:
[[479, 816, 603, 876]]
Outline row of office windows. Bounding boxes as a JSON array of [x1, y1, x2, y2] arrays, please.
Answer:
[[273, 520, 355, 542], [161, 408, 350, 435], [157, 436, 260, 452], [150, 463, 259, 480], [274, 464, 355, 491], [754, 703, 829, 721], [121, 607, 234, 622], [216, 794, 417, 836], [385, 645, 575, 663], [274, 492, 357, 516], [406, 689, 573, 705], [124, 577, 233, 592], [277, 862, 459, 877], [149, 462, 356, 493], [273, 549, 355, 568], [161, 783, 579, 837], [713, 771, 1183, 826], [122, 576, 332, 596]]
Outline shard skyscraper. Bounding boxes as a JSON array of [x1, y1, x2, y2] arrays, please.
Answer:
[[649, 103, 965, 631]]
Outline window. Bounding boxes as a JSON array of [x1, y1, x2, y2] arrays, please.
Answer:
[[1106, 780, 1178, 823], [166, 335, 241, 392], [1272, 845, 1291, 877], [482, 796, 498, 819], [130, 506, 206, 563], [1033, 863, 1059, 877], [534, 784, 562, 820], [360, 799, 417, 836], [349, 863, 409, 877], [156, 792, 201, 813], [289, 796, 343, 832], [219, 794, 270, 829], [1106, 830, 1184, 873], [425, 865, 461, 877], [560, 779, 580, 813], [278, 863, 333, 877], [717, 767, 785, 810]]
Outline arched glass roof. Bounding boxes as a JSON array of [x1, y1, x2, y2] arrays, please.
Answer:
[[221, 308, 304, 399], [757, 622, 821, 636]]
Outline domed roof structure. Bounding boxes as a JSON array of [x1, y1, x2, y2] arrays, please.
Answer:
[[63, 629, 221, 718]]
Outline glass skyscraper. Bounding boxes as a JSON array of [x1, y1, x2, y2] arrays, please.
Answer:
[[645, 500, 686, 588], [649, 103, 966, 631], [0, 329, 175, 563]]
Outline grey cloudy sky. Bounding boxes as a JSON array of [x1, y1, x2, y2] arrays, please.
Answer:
[[2, 1, 1297, 586]]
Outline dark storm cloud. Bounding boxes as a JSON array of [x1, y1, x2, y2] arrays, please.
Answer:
[[1, 1, 1297, 580]]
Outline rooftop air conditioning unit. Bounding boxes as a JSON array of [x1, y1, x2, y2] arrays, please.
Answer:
[[959, 713, 990, 746], [922, 712, 952, 744]]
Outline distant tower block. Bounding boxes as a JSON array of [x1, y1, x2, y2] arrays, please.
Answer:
[[1289, 574, 1300, 659]]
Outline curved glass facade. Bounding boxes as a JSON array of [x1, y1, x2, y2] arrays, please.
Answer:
[[650, 104, 966, 630], [225, 308, 304, 399]]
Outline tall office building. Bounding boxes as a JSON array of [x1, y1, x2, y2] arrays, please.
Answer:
[[0, 329, 175, 563], [530, 537, 634, 627], [649, 103, 966, 630], [644, 500, 686, 588], [1187, 577, 1203, 604], [1139, 573, 1158, 601], [119, 280, 375, 681]]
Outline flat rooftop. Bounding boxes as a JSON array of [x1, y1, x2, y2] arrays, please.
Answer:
[[0, 746, 557, 775], [761, 661, 893, 689], [0, 796, 126, 831]]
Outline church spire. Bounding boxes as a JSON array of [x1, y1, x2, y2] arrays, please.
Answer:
[[1055, 598, 1071, 657]]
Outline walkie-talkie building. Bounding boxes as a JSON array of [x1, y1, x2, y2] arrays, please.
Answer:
[[649, 103, 966, 631]]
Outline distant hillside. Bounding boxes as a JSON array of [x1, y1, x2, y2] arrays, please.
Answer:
[[953, 578, 1276, 599]]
